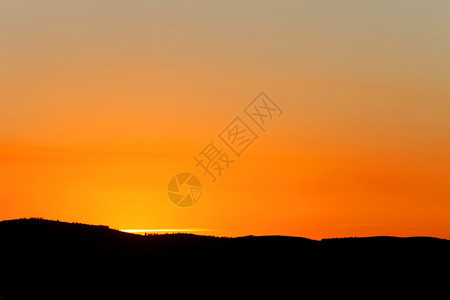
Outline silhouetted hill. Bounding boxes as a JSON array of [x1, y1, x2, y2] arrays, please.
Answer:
[[0, 218, 448, 298]]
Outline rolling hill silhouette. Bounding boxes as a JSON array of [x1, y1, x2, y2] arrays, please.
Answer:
[[0, 218, 448, 298]]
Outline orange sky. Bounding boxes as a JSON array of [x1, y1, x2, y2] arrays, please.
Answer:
[[1, 1, 449, 239]]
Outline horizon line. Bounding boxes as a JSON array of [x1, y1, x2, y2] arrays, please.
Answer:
[[120, 228, 216, 234]]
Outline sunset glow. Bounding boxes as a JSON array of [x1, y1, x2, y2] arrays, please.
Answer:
[[1, 1, 449, 239], [120, 229, 215, 235]]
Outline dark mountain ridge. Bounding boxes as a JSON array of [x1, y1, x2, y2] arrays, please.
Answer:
[[1, 218, 448, 298]]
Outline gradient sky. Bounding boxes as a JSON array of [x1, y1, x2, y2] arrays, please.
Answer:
[[1, 1, 449, 239]]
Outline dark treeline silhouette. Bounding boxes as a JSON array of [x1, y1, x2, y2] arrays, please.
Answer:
[[0, 218, 448, 298]]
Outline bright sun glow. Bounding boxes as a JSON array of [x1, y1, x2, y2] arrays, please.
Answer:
[[120, 228, 215, 235]]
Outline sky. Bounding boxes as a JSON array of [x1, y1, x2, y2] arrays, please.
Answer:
[[1, 1, 449, 239]]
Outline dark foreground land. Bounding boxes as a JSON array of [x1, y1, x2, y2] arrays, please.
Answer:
[[1, 218, 449, 298]]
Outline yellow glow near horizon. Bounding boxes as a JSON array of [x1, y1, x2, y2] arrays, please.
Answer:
[[120, 228, 216, 234], [1, 1, 449, 239]]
